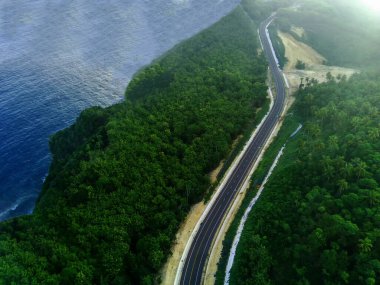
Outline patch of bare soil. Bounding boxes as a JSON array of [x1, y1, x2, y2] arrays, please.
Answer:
[[209, 161, 224, 184], [285, 66, 357, 94], [279, 31, 357, 94], [160, 202, 206, 285], [279, 31, 325, 70], [160, 132, 247, 284], [209, 135, 243, 184]]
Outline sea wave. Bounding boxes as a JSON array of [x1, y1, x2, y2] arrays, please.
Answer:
[[0, 0, 240, 221], [0, 194, 38, 221]]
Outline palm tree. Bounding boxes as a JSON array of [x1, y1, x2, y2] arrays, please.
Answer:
[[328, 135, 339, 153], [337, 179, 348, 195], [306, 123, 321, 138], [321, 156, 334, 181], [351, 117, 361, 131], [354, 159, 368, 178], [314, 140, 325, 151], [367, 186, 380, 207], [316, 107, 328, 125], [358, 237, 373, 253], [340, 162, 353, 179], [368, 127, 379, 140]]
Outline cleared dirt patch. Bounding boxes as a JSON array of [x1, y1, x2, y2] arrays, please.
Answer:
[[279, 31, 357, 94], [160, 202, 206, 285], [209, 135, 243, 184], [285, 66, 357, 94], [279, 31, 325, 70], [209, 161, 224, 184], [160, 132, 255, 284], [161, 103, 263, 284]]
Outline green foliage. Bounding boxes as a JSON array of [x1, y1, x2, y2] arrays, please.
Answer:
[[230, 71, 380, 284], [215, 114, 300, 285], [296, 60, 306, 70], [0, 7, 268, 284]]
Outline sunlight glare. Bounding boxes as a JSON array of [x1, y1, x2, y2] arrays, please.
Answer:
[[361, 0, 380, 13]]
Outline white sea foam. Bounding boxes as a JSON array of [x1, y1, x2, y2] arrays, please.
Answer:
[[0, 194, 37, 220]]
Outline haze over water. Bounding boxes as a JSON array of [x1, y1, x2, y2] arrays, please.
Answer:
[[0, 0, 239, 221]]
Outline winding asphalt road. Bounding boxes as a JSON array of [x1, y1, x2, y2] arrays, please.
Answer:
[[178, 13, 286, 285]]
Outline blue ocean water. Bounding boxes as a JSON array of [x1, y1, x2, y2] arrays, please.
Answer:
[[0, 0, 239, 221]]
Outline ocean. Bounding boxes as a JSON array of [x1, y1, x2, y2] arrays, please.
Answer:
[[0, 0, 240, 221]]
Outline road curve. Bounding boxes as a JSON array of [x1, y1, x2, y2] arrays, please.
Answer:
[[178, 13, 286, 285]]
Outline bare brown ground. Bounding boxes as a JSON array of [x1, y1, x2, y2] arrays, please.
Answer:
[[209, 161, 224, 184], [160, 132, 245, 284], [279, 31, 357, 94], [160, 202, 206, 285], [279, 31, 325, 69], [209, 135, 243, 184]]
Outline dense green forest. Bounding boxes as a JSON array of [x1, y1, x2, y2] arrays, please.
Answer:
[[221, 2, 380, 284], [229, 72, 380, 284], [0, 7, 269, 284], [275, 0, 380, 68]]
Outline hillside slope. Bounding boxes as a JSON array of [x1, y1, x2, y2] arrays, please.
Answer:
[[0, 7, 269, 285], [222, 0, 380, 284], [229, 71, 380, 285]]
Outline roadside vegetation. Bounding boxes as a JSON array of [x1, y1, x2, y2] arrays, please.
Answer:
[[215, 113, 301, 285], [228, 71, 380, 284], [268, 25, 287, 69], [0, 7, 269, 285], [221, 0, 380, 284]]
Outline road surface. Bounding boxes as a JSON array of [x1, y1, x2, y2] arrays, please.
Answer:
[[178, 13, 286, 285]]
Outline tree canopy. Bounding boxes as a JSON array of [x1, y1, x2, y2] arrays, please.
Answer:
[[0, 6, 269, 284], [229, 71, 380, 284]]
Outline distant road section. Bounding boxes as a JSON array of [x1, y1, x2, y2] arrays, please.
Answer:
[[176, 13, 286, 285]]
